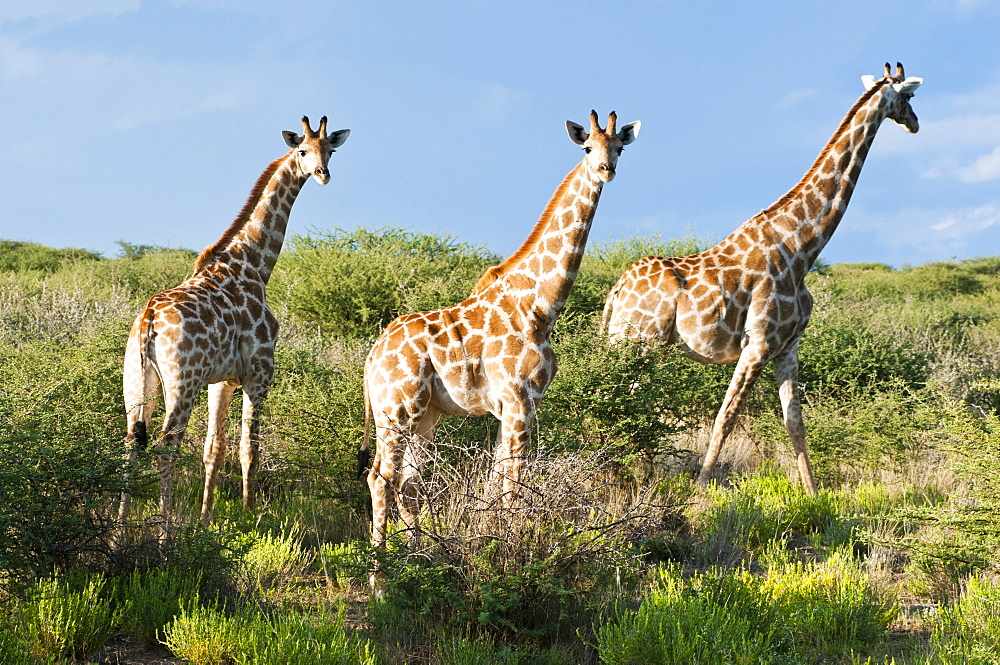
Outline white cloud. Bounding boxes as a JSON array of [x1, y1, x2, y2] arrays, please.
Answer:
[[0, 0, 139, 23], [0, 36, 253, 133], [477, 84, 526, 121], [954, 145, 1000, 183], [775, 87, 817, 109], [925, 203, 1000, 237]]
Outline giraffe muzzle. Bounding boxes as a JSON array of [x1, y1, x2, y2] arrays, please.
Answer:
[[313, 167, 331, 184]]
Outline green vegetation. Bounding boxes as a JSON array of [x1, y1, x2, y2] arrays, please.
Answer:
[[2, 229, 1000, 662]]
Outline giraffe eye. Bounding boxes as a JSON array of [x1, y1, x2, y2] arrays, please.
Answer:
[[298, 150, 307, 156], [617, 147, 624, 155], [583, 147, 592, 154]]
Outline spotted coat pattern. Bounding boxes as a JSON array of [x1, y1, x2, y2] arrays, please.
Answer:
[[601, 65, 922, 496], [120, 117, 349, 530], [361, 112, 640, 559]]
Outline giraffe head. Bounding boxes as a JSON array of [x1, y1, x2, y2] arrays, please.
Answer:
[[862, 62, 922, 134], [566, 111, 640, 183], [281, 116, 350, 185]]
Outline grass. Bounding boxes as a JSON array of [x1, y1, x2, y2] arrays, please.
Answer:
[[4, 237, 1000, 662]]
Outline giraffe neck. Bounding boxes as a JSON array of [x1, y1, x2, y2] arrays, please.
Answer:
[[732, 85, 891, 275], [474, 163, 603, 326], [194, 153, 308, 284]]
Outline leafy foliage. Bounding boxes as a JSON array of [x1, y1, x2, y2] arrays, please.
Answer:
[[271, 226, 499, 337], [12, 573, 116, 661], [0, 240, 102, 273], [0, 324, 131, 588], [539, 314, 728, 473], [597, 557, 896, 664]]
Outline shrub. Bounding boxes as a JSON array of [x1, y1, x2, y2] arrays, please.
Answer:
[[162, 601, 377, 665], [235, 605, 378, 665], [238, 525, 312, 594], [797, 314, 932, 399], [874, 408, 1000, 600], [317, 540, 369, 589], [0, 324, 131, 589], [109, 566, 202, 645], [928, 575, 1000, 664], [539, 314, 726, 473], [436, 636, 577, 665], [753, 387, 944, 486], [161, 599, 247, 665], [596, 563, 780, 665], [369, 443, 657, 645], [163, 523, 248, 598], [698, 466, 841, 558], [0, 239, 102, 273], [271, 227, 499, 337], [14, 573, 116, 662], [597, 557, 896, 664], [261, 339, 369, 511]]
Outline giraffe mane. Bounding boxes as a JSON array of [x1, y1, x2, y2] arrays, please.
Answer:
[[471, 163, 583, 294], [761, 75, 891, 216], [193, 154, 289, 273]]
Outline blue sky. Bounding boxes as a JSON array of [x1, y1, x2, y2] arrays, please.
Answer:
[[1, 1, 998, 267]]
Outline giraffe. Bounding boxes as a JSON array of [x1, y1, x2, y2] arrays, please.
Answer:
[[120, 116, 350, 531], [601, 63, 922, 496], [360, 111, 640, 562]]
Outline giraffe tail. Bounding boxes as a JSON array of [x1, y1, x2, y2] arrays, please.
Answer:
[[357, 380, 371, 479], [130, 303, 158, 451], [598, 282, 620, 336]]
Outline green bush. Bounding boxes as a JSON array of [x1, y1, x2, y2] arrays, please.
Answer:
[[698, 466, 841, 556], [13, 573, 116, 662], [879, 408, 1000, 586], [436, 636, 577, 665], [798, 314, 932, 399], [261, 340, 369, 511], [109, 566, 202, 645], [753, 387, 944, 486], [539, 315, 726, 472], [162, 600, 377, 665], [238, 525, 311, 594], [597, 557, 896, 664], [161, 599, 247, 665], [0, 324, 132, 588], [928, 575, 1000, 664], [0, 240, 102, 273], [271, 227, 499, 337]]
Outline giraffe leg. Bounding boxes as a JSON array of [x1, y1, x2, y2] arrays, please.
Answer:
[[200, 381, 237, 522], [395, 410, 438, 548], [367, 442, 389, 549], [238, 388, 268, 510], [698, 345, 768, 486], [157, 390, 196, 540], [773, 343, 817, 496], [496, 399, 534, 500], [367, 424, 404, 597]]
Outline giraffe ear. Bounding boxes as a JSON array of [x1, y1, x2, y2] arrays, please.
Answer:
[[892, 77, 923, 94], [861, 75, 878, 91], [618, 121, 641, 145], [282, 131, 304, 148], [566, 121, 589, 145], [328, 129, 350, 149]]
